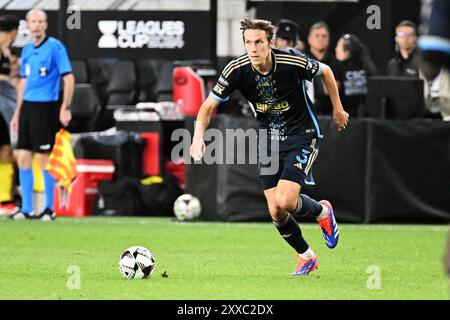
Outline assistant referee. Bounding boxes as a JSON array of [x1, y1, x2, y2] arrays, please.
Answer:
[[10, 9, 74, 220]]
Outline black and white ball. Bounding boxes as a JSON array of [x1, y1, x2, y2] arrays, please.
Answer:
[[173, 194, 201, 221], [119, 246, 156, 279]]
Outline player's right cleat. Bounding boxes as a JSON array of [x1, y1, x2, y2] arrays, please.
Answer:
[[317, 200, 339, 249], [8, 211, 36, 220], [292, 255, 318, 276], [37, 208, 56, 221]]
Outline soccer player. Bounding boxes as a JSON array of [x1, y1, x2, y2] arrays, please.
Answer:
[[190, 18, 348, 275], [10, 9, 74, 220], [0, 15, 19, 215]]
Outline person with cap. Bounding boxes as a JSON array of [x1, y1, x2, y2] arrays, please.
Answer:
[[275, 19, 304, 51]]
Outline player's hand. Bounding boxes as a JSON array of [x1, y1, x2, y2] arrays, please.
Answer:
[[10, 110, 19, 132], [190, 137, 206, 161], [60, 108, 72, 127], [333, 109, 349, 132]]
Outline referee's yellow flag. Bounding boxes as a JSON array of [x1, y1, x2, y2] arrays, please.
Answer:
[[45, 129, 77, 192]]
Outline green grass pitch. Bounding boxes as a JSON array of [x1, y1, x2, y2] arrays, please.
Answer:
[[0, 217, 448, 300]]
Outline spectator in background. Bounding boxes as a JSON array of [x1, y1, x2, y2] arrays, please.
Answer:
[[387, 20, 420, 77], [420, 65, 449, 119], [306, 22, 344, 115], [0, 15, 19, 215], [275, 19, 305, 52], [9, 9, 74, 220], [335, 33, 377, 117], [417, 0, 450, 120]]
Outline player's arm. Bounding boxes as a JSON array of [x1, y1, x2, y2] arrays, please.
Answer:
[[190, 96, 220, 161], [60, 73, 75, 127], [320, 64, 349, 131], [10, 77, 26, 131], [191, 56, 239, 160], [54, 41, 74, 127]]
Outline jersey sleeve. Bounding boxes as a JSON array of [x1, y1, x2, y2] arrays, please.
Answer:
[[209, 59, 240, 103], [289, 49, 322, 81], [53, 41, 72, 75], [19, 46, 29, 78]]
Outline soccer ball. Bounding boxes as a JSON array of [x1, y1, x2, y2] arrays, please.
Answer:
[[119, 246, 156, 279], [173, 194, 201, 221]]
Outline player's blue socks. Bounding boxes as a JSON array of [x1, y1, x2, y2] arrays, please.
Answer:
[[19, 168, 34, 214], [43, 170, 55, 211], [294, 194, 323, 217]]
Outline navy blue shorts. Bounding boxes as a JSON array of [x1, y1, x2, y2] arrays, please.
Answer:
[[258, 132, 319, 190]]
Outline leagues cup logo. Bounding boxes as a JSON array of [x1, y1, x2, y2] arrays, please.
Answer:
[[98, 20, 185, 49], [98, 21, 119, 48]]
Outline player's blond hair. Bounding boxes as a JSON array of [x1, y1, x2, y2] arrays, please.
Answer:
[[240, 17, 275, 42]]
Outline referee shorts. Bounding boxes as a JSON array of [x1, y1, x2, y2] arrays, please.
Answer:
[[258, 132, 319, 190], [17, 101, 61, 153]]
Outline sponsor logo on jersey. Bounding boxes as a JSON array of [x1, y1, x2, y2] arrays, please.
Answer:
[[213, 83, 225, 95], [255, 101, 289, 113]]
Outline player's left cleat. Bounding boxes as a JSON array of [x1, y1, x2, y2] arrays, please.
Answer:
[[292, 255, 318, 276], [317, 200, 339, 249], [0, 202, 19, 216]]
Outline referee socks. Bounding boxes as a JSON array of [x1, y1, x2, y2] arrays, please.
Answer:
[[19, 168, 34, 214], [43, 170, 55, 211]]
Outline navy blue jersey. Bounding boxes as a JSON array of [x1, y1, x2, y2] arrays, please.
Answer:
[[20, 36, 72, 102], [211, 48, 323, 140]]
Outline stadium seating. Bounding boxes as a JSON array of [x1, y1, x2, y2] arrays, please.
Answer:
[[107, 60, 137, 106], [86, 59, 114, 106], [155, 61, 174, 102], [67, 84, 102, 133], [68, 58, 177, 132], [71, 59, 89, 84], [136, 59, 163, 103]]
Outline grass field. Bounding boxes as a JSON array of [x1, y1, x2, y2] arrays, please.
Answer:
[[0, 217, 448, 300]]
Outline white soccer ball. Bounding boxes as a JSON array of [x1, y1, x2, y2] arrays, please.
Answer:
[[173, 194, 201, 221], [119, 246, 156, 279]]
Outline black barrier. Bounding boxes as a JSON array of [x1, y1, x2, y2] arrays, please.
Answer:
[[186, 115, 450, 223], [185, 116, 269, 221], [303, 118, 369, 223], [368, 119, 450, 223]]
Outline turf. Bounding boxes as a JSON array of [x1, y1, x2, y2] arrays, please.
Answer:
[[0, 217, 448, 300]]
